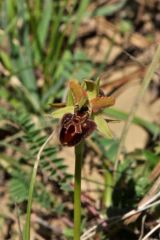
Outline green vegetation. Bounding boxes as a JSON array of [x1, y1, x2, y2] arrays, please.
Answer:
[[0, 1, 160, 239]]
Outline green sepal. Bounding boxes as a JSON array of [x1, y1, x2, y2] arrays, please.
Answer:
[[94, 114, 113, 139], [95, 77, 100, 93], [52, 106, 74, 119], [84, 80, 99, 100], [66, 89, 74, 106], [78, 95, 88, 109]]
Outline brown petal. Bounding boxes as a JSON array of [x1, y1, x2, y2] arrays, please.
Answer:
[[69, 80, 87, 104], [91, 96, 115, 113]]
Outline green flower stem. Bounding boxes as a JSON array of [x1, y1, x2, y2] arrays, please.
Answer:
[[24, 131, 54, 240], [74, 141, 84, 240], [103, 169, 113, 208]]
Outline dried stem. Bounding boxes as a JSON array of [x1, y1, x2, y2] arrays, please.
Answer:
[[141, 221, 160, 240], [114, 44, 160, 173], [81, 192, 160, 240]]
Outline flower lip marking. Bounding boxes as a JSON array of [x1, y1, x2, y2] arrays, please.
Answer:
[[59, 110, 96, 146]]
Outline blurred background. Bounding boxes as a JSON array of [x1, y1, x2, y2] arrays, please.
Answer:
[[0, 0, 160, 239]]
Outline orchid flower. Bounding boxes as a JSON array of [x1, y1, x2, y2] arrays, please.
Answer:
[[52, 79, 115, 146]]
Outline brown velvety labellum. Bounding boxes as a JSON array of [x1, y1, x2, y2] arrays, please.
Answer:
[[59, 112, 96, 146]]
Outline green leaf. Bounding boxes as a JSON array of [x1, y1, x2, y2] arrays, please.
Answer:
[[143, 150, 159, 168], [64, 227, 73, 238], [68, 0, 90, 45], [119, 20, 133, 33], [9, 171, 29, 203], [16, 28, 38, 92], [6, 0, 16, 20], [93, 0, 127, 16], [0, 50, 12, 70], [94, 114, 113, 139], [135, 177, 149, 197], [106, 140, 119, 162], [37, 0, 53, 48], [42, 76, 65, 105], [52, 106, 74, 119], [105, 108, 160, 137]]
